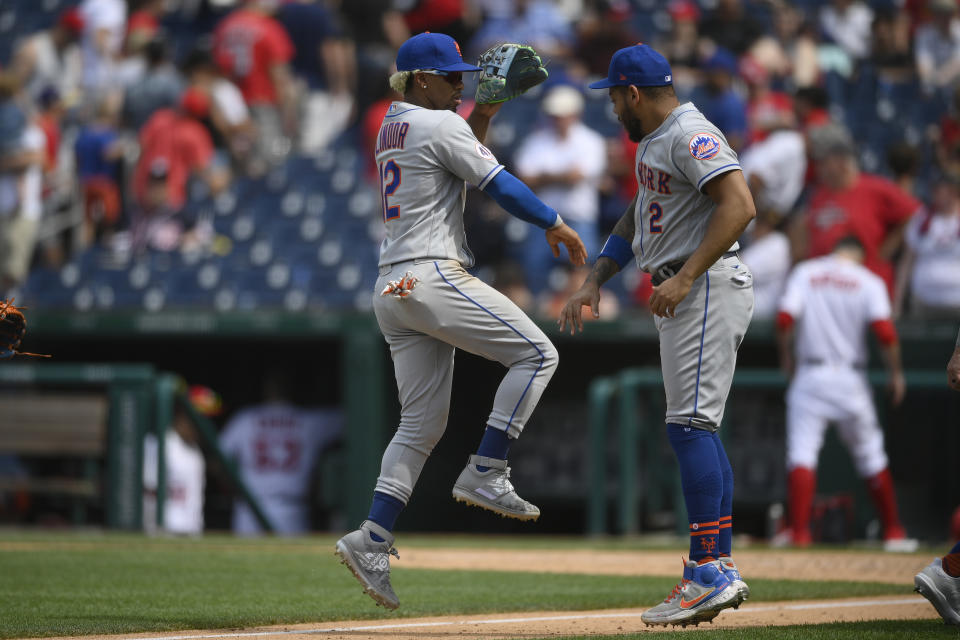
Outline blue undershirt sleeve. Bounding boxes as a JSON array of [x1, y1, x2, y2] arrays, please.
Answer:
[[482, 169, 560, 230]]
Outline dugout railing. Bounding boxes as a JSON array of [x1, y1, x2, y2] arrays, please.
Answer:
[[0, 363, 273, 531], [586, 367, 948, 537]]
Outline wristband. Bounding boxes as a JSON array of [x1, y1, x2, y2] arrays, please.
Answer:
[[598, 234, 634, 270], [548, 214, 564, 230]]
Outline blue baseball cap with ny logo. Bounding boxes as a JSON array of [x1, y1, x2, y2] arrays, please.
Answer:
[[589, 44, 673, 89], [396, 33, 482, 73]]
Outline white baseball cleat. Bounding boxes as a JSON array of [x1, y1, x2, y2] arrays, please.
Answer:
[[335, 520, 400, 610], [452, 454, 540, 521], [915, 557, 960, 626]]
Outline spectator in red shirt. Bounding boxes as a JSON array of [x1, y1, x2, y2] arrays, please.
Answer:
[[213, 0, 297, 165], [133, 88, 229, 212], [789, 123, 921, 294]]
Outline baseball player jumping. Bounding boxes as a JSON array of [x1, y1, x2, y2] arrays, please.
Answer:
[[334, 33, 586, 610], [776, 236, 915, 552], [560, 44, 755, 627]]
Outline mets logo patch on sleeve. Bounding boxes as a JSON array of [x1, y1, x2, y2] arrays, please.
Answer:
[[689, 133, 721, 160], [476, 142, 493, 159]]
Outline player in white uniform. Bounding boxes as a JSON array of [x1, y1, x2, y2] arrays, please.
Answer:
[[219, 398, 342, 536], [143, 408, 206, 536], [334, 33, 586, 610], [560, 45, 755, 627], [776, 236, 914, 551]]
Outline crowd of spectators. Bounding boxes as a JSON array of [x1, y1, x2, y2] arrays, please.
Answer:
[[0, 0, 958, 323]]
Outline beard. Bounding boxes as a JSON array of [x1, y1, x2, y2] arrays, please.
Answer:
[[622, 110, 646, 142]]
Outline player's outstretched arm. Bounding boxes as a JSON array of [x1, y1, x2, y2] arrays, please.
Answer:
[[559, 194, 637, 335]]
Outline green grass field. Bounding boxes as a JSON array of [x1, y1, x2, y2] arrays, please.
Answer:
[[0, 532, 952, 640]]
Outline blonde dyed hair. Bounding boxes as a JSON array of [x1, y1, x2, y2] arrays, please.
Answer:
[[389, 71, 415, 94]]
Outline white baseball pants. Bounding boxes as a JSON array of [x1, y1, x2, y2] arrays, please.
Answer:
[[785, 365, 888, 477]]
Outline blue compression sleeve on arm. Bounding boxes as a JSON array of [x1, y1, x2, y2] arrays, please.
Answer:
[[599, 234, 634, 270], [483, 169, 559, 229]]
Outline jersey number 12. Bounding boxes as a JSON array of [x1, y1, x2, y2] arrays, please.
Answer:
[[379, 160, 401, 221]]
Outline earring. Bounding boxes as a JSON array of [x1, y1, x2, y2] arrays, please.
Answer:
[[422, 84, 427, 89]]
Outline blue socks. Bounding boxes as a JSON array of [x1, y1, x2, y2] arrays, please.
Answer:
[[367, 491, 405, 542], [713, 432, 734, 557], [475, 425, 512, 472], [667, 423, 722, 563]]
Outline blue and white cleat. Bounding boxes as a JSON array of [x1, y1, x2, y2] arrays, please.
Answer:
[[641, 558, 740, 627]]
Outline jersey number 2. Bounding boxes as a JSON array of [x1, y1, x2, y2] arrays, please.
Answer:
[[648, 202, 664, 234], [379, 160, 401, 221]]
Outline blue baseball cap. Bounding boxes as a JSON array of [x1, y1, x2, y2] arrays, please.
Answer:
[[589, 44, 673, 89], [396, 32, 482, 73]]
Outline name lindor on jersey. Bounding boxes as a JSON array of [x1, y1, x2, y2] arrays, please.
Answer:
[[637, 160, 672, 195], [376, 121, 410, 154]]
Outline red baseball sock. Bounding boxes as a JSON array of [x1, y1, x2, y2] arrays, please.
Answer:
[[788, 466, 816, 544], [943, 553, 960, 577], [866, 468, 903, 538]]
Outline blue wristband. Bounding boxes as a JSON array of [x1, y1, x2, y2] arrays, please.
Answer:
[[598, 234, 634, 270]]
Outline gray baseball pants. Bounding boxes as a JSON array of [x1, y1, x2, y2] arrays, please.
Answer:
[[371, 259, 559, 503], [655, 255, 754, 431]]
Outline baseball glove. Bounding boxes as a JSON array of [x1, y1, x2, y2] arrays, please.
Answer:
[[0, 298, 47, 359], [475, 43, 548, 104]]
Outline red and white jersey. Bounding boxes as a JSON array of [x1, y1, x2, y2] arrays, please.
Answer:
[[219, 403, 341, 534], [778, 255, 891, 366]]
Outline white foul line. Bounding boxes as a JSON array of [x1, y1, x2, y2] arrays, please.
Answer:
[[130, 597, 926, 640]]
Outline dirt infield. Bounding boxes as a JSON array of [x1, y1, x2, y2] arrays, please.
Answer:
[[398, 548, 926, 584], [36, 548, 941, 640]]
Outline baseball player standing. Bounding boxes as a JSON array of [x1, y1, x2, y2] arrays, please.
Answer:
[[334, 33, 586, 610], [775, 236, 915, 552], [559, 44, 755, 627]]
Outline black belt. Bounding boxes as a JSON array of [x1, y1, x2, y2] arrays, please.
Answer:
[[651, 251, 738, 286], [801, 358, 866, 370]]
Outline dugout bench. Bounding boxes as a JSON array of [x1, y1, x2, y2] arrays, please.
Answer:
[[0, 363, 273, 531]]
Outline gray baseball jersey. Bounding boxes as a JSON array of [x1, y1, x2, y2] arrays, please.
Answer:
[[631, 102, 741, 273], [375, 101, 504, 268], [633, 102, 754, 430]]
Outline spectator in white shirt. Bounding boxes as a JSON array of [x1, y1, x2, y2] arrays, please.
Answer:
[[914, 0, 960, 95], [820, 0, 874, 61], [514, 85, 606, 295], [0, 119, 46, 292], [894, 176, 960, 319], [78, 0, 127, 99], [740, 107, 806, 321]]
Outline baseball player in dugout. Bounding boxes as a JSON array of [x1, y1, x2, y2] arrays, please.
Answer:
[[775, 236, 916, 553], [334, 33, 586, 610], [559, 44, 755, 627]]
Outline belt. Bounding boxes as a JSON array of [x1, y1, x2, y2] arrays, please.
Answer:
[[801, 358, 866, 370], [651, 251, 738, 286]]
